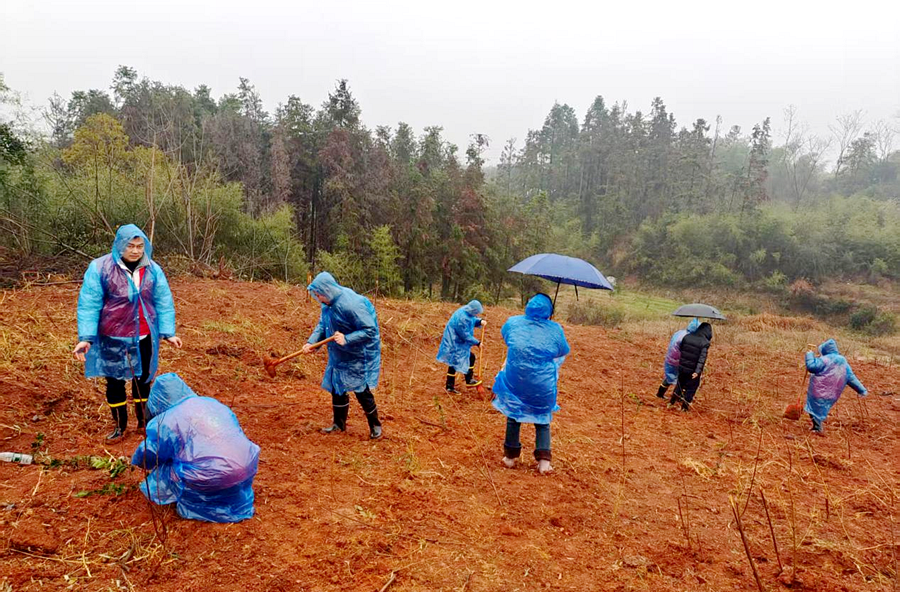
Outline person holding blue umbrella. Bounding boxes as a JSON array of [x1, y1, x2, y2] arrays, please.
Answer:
[[492, 293, 570, 475]]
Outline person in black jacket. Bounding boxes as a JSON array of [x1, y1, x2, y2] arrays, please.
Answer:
[[670, 322, 713, 411]]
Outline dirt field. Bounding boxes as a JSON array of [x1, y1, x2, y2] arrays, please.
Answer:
[[1, 279, 898, 591]]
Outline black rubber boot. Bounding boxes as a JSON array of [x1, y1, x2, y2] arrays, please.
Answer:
[[356, 388, 383, 440], [134, 401, 147, 430], [810, 416, 824, 434], [322, 394, 349, 434], [107, 405, 127, 439], [656, 383, 669, 399], [446, 369, 458, 393]]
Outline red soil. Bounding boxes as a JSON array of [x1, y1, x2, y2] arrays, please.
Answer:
[[1, 279, 898, 591]]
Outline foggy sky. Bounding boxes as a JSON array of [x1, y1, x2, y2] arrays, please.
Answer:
[[2, 0, 898, 164]]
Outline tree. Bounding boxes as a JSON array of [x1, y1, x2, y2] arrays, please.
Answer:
[[830, 110, 864, 178], [323, 79, 360, 129]]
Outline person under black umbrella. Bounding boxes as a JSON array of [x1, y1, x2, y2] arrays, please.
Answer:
[[670, 322, 713, 412]]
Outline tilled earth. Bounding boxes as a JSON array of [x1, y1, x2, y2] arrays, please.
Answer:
[[1, 279, 898, 591]]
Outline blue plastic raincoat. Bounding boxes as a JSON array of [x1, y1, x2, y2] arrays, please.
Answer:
[[131, 373, 260, 523], [436, 300, 484, 373], [662, 318, 700, 384], [804, 339, 867, 423], [307, 272, 381, 394], [491, 294, 571, 424], [76, 225, 176, 381]]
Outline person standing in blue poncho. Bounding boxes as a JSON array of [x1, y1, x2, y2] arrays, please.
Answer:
[[303, 272, 384, 440], [804, 339, 867, 435], [492, 293, 570, 475], [436, 300, 486, 393], [73, 225, 182, 440], [131, 373, 260, 523], [656, 318, 700, 400]]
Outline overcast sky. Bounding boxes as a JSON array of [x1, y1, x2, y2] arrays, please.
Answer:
[[2, 0, 898, 164]]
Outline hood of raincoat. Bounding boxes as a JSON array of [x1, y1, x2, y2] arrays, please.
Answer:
[[148, 372, 198, 417], [112, 224, 152, 265], [525, 294, 553, 321], [686, 318, 700, 333], [308, 272, 344, 304], [695, 322, 713, 341], [819, 339, 838, 355], [464, 300, 484, 316]]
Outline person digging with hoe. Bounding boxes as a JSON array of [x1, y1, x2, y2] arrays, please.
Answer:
[[304, 272, 384, 440], [73, 225, 182, 441], [436, 300, 486, 393], [803, 339, 867, 435]]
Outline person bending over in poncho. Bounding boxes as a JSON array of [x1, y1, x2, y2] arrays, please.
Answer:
[[436, 300, 486, 393], [131, 373, 260, 523], [804, 339, 867, 435], [304, 272, 384, 440], [492, 293, 570, 475], [73, 224, 182, 441], [656, 318, 700, 400]]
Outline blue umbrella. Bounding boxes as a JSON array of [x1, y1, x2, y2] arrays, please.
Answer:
[[508, 253, 614, 309]]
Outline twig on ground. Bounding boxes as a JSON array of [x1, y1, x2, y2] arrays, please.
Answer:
[[760, 489, 783, 574], [379, 571, 397, 592], [741, 428, 764, 518], [730, 496, 766, 592]]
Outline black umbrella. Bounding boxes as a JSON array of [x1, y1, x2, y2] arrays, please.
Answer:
[[672, 303, 727, 321]]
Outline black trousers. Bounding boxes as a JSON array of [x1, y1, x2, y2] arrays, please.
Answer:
[[106, 337, 152, 429], [445, 352, 477, 390], [673, 369, 701, 404], [331, 386, 381, 430]]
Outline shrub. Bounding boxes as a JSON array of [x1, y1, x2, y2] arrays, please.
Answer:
[[566, 300, 625, 327], [849, 305, 897, 336]]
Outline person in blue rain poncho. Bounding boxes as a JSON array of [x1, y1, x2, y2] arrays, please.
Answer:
[[804, 339, 867, 435], [492, 293, 570, 475], [436, 300, 486, 393], [131, 373, 260, 523], [303, 272, 384, 439], [655, 318, 700, 400], [73, 225, 182, 440]]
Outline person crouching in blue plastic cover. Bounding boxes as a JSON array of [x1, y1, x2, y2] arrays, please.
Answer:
[[492, 293, 570, 475], [131, 373, 260, 523], [436, 300, 486, 393], [73, 224, 183, 441], [304, 272, 384, 440], [656, 318, 700, 400], [804, 339, 867, 435]]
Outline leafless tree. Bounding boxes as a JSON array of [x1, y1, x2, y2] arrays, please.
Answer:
[[829, 110, 864, 178]]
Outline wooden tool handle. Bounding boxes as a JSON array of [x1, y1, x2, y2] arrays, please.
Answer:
[[273, 335, 337, 366]]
